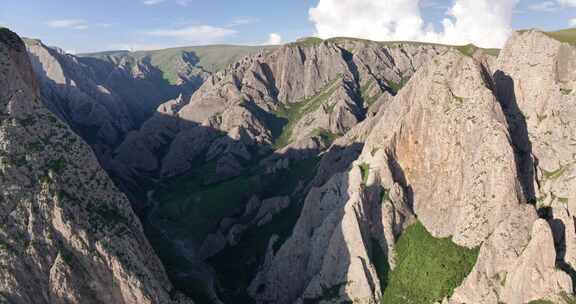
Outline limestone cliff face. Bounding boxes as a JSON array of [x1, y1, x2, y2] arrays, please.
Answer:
[[495, 30, 575, 205], [251, 38, 576, 303], [250, 50, 524, 303], [0, 29, 190, 304], [496, 30, 576, 264], [361, 51, 523, 248]]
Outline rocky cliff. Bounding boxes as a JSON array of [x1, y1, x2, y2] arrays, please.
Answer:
[[247, 31, 576, 304], [24, 39, 269, 210], [0, 28, 190, 304], [111, 38, 447, 197], [99, 38, 453, 302]]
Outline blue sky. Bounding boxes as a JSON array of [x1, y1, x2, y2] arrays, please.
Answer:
[[0, 0, 575, 52]]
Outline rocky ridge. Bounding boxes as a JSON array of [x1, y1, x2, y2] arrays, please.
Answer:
[[98, 38, 454, 302], [24, 39, 268, 194], [111, 38, 448, 196], [248, 31, 576, 304], [0, 28, 190, 304]]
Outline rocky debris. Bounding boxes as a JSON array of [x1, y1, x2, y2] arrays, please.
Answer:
[[0, 29, 190, 304]]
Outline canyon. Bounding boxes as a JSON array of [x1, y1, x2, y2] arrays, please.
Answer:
[[1, 26, 576, 304]]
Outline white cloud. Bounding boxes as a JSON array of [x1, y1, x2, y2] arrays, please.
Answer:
[[264, 33, 283, 45], [147, 25, 237, 43], [176, 0, 192, 6], [557, 0, 576, 6], [107, 42, 174, 51], [528, 1, 558, 11], [46, 19, 89, 30], [309, 0, 519, 48], [570, 18, 576, 26], [229, 17, 260, 26], [143, 0, 165, 5]]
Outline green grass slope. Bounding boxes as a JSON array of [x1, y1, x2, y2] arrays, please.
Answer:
[[381, 222, 479, 304], [544, 28, 576, 44], [272, 77, 341, 149]]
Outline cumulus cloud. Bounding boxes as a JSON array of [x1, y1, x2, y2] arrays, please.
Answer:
[[570, 18, 576, 26], [147, 25, 237, 43], [309, 0, 519, 48], [46, 19, 89, 30], [264, 33, 283, 45]]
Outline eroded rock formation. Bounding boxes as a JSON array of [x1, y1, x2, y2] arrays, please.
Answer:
[[0, 28, 190, 304]]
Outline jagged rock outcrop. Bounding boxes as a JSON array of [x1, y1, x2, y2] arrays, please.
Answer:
[[249, 171, 380, 304], [363, 50, 523, 248], [496, 29, 576, 275], [112, 39, 447, 198], [443, 30, 576, 304], [251, 50, 508, 303], [0, 28, 190, 304], [251, 42, 576, 303], [24, 40, 265, 193], [26, 39, 135, 157], [100, 39, 447, 303]]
